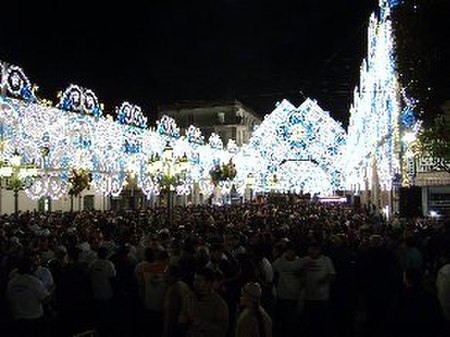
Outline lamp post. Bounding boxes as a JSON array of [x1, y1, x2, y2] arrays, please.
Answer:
[[148, 142, 189, 225], [246, 173, 255, 202], [0, 152, 38, 217], [268, 174, 279, 193]]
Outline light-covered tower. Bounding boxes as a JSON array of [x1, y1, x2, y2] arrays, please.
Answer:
[[343, 0, 407, 215]]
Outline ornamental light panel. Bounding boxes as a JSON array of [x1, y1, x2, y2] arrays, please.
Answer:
[[343, 0, 416, 193], [0, 0, 416, 205]]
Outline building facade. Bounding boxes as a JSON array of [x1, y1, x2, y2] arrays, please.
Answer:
[[158, 100, 261, 146]]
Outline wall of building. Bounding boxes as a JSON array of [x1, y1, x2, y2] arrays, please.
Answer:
[[159, 101, 261, 146], [0, 190, 107, 214]]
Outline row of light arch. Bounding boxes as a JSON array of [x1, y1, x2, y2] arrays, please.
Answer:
[[0, 59, 347, 200], [0, 0, 414, 201]]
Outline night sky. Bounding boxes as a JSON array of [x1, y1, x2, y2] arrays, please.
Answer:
[[0, 0, 378, 125]]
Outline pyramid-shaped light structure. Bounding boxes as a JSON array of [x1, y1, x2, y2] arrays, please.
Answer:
[[234, 98, 346, 196]]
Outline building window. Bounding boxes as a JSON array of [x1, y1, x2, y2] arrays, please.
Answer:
[[217, 112, 225, 124], [84, 195, 95, 210]]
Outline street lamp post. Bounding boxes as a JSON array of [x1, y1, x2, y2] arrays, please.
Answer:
[[148, 142, 189, 225], [0, 152, 38, 217], [246, 173, 255, 202]]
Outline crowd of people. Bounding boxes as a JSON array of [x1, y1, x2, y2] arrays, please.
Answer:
[[0, 200, 449, 337]]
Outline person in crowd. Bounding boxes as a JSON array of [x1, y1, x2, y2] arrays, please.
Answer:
[[6, 255, 50, 337], [388, 268, 443, 337], [436, 248, 450, 327], [164, 264, 191, 337], [272, 240, 303, 337], [403, 235, 423, 271], [299, 241, 336, 337], [52, 246, 92, 336], [0, 203, 448, 337], [252, 244, 275, 316], [185, 267, 229, 337], [31, 252, 54, 294], [235, 282, 272, 337], [89, 246, 117, 336], [143, 250, 169, 336], [358, 234, 402, 337]]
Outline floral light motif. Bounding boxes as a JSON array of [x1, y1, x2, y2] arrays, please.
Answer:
[[186, 125, 204, 145], [58, 85, 102, 118], [208, 133, 223, 150], [116, 102, 148, 129], [157, 115, 180, 139], [4, 64, 36, 101]]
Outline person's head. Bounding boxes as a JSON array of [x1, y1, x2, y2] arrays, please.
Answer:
[[240, 282, 262, 308], [193, 267, 215, 296], [284, 241, 297, 260], [166, 264, 183, 285], [155, 249, 170, 263], [97, 246, 109, 260], [210, 243, 224, 262], [17, 255, 35, 275], [55, 245, 67, 260], [272, 241, 286, 259], [404, 235, 416, 248], [212, 269, 224, 293], [403, 268, 423, 288], [144, 247, 155, 263], [307, 241, 322, 259], [369, 234, 383, 248]]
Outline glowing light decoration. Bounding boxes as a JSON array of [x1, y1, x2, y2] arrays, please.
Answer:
[[186, 125, 204, 145], [343, 0, 411, 193], [116, 102, 148, 129], [25, 172, 68, 200], [92, 172, 127, 197], [3, 63, 36, 101], [0, 57, 360, 205], [157, 115, 180, 139], [208, 133, 223, 150], [245, 98, 346, 195], [0, 98, 21, 160], [227, 139, 239, 154], [58, 85, 102, 118]]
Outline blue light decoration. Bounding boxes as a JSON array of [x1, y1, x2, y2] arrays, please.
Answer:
[[1, 63, 37, 102], [186, 125, 204, 145], [0, 97, 21, 160], [242, 98, 347, 196], [124, 128, 142, 154], [157, 115, 180, 139], [58, 84, 102, 118], [343, 0, 418, 194], [400, 89, 417, 128], [208, 133, 223, 150], [116, 102, 148, 129]]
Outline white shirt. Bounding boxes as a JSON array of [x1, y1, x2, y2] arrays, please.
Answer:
[[273, 255, 303, 300], [436, 263, 450, 320], [89, 259, 116, 300], [260, 257, 274, 284], [34, 266, 54, 292], [6, 273, 49, 320], [299, 255, 336, 301]]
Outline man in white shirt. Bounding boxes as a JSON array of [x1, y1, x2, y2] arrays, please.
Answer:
[[90, 246, 116, 300], [436, 251, 450, 322], [299, 241, 336, 337], [89, 247, 116, 335], [272, 241, 304, 337], [6, 256, 50, 337]]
